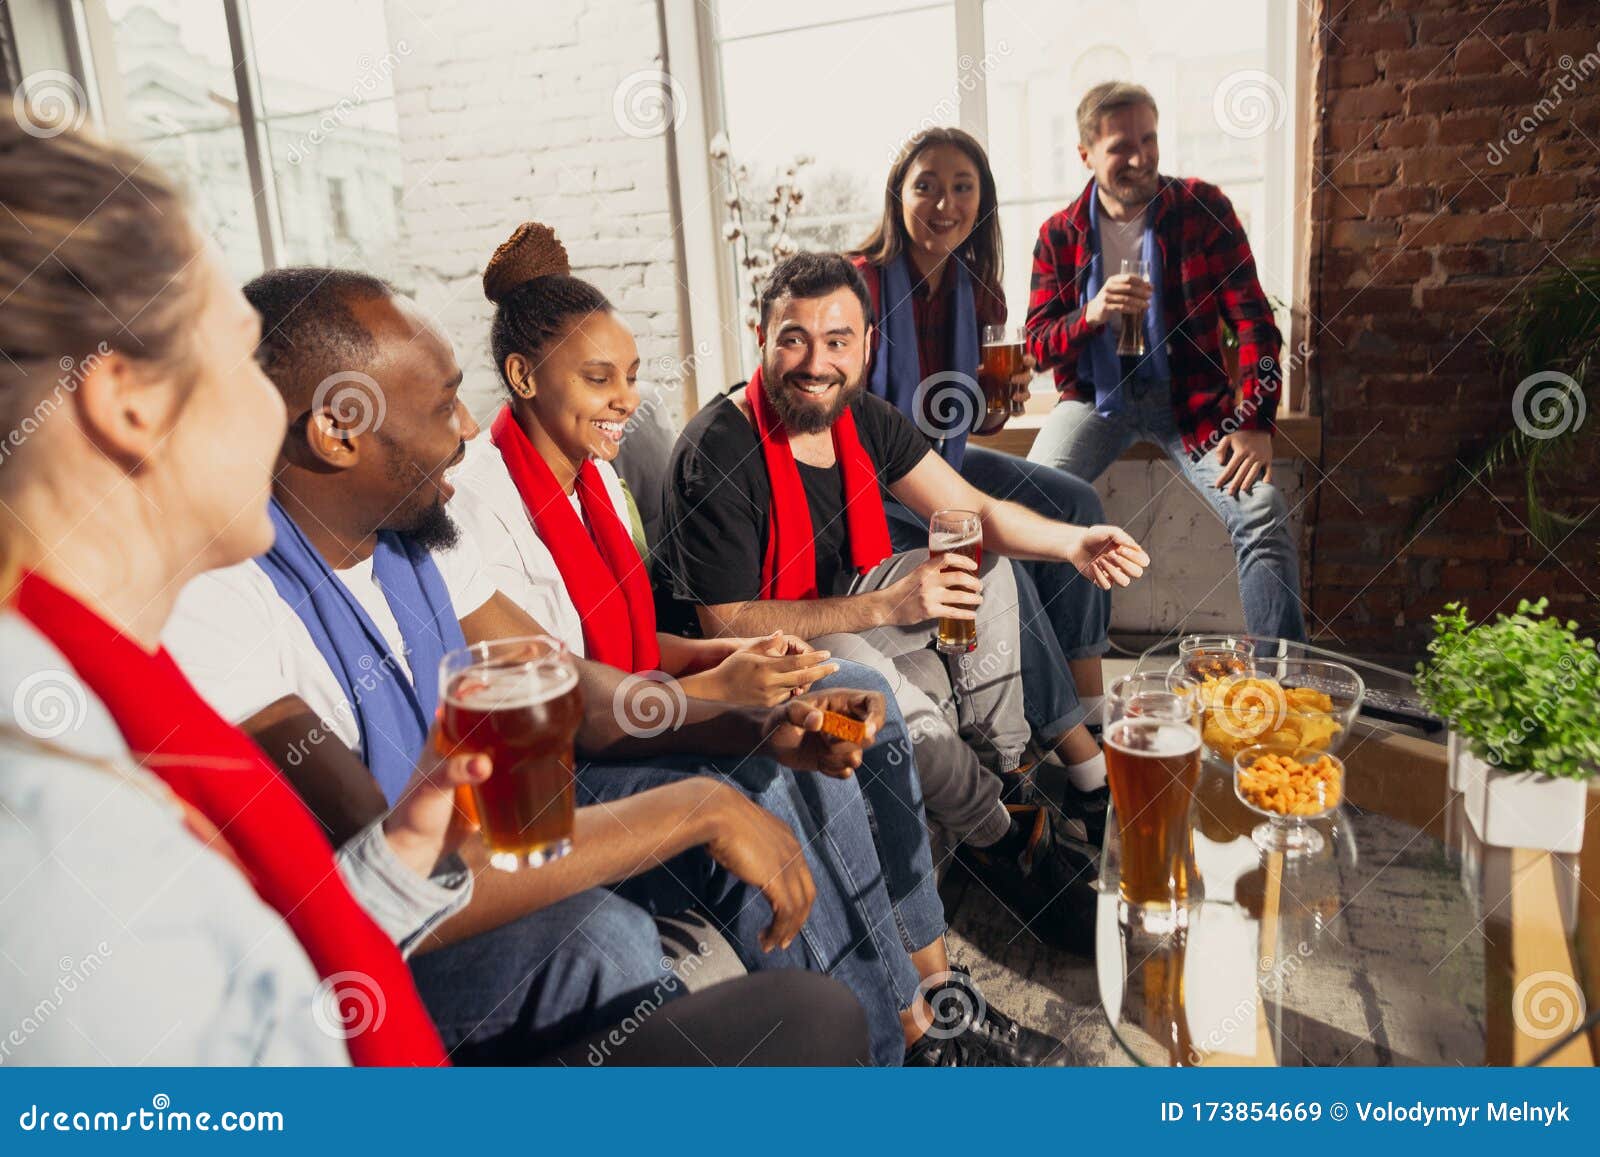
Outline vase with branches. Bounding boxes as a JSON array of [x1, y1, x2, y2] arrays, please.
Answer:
[[709, 132, 812, 333]]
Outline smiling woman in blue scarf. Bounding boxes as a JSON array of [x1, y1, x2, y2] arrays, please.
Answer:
[[849, 127, 1113, 802]]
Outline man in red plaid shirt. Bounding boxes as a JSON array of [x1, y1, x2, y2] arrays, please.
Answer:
[[1025, 81, 1305, 642]]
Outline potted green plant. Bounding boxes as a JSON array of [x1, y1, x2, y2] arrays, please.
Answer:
[[1415, 599, 1599, 853]]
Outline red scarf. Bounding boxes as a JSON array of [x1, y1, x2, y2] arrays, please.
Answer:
[[14, 572, 448, 1068], [490, 406, 660, 672], [746, 367, 892, 600]]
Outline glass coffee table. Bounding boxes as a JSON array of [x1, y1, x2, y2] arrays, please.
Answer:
[[1096, 640, 1597, 1066]]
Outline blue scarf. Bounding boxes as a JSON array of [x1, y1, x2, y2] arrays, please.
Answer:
[[256, 499, 466, 805], [1078, 181, 1172, 417], [867, 252, 980, 467]]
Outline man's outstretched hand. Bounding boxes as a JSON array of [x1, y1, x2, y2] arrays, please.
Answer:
[[1065, 525, 1150, 590]]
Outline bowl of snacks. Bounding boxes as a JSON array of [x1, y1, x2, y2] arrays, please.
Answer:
[[1182, 658, 1364, 766], [1233, 744, 1345, 856], [1176, 634, 1255, 682]]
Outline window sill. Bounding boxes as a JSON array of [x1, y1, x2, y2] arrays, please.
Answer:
[[970, 410, 1322, 464]]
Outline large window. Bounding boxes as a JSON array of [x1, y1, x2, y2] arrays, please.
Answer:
[[701, 0, 1301, 401], [73, 0, 404, 283]]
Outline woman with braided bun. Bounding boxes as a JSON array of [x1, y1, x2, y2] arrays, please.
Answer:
[[449, 221, 1071, 1066], [458, 221, 842, 705]]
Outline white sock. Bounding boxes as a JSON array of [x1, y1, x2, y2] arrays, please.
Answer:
[[1066, 750, 1108, 792]]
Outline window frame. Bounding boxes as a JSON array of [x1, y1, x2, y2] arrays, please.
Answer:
[[36, 0, 300, 273]]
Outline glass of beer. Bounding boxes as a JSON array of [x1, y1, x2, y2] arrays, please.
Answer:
[[1116, 257, 1150, 357], [1103, 672, 1202, 930], [977, 324, 1028, 432], [929, 509, 981, 654], [437, 636, 584, 871]]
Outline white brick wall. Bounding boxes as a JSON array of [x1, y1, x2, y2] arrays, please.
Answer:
[[383, 0, 682, 419]]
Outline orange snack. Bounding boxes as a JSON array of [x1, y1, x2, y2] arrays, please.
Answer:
[[1238, 751, 1343, 817], [818, 709, 867, 745]]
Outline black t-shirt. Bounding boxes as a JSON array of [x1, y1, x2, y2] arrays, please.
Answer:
[[661, 387, 931, 606]]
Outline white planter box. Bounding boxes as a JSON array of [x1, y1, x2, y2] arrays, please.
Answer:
[[1457, 744, 1589, 854], [1446, 730, 1464, 791]]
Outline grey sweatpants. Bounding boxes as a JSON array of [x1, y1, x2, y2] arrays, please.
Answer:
[[813, 548, 1029, 849]]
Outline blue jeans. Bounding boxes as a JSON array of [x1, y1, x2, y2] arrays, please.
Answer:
[[806, 662, 945, 956], [573, 691, 928, 1068], [411, 886, 681, 1064], [1028, 385, 1307, 642]]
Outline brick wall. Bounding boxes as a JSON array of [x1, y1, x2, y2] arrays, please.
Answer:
[[1308, 0, 1600, 651], [382, 0, 682, 419]]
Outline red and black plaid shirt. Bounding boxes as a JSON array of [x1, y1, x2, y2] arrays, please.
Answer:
[[1025, 176, 1283, 459]]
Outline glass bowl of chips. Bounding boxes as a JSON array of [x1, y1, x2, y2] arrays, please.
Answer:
[[1233, 744, 1345, 856], [1179, 658, 1364, 766]]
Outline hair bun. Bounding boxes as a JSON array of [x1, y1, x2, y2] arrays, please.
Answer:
[[483, 222, 571, 303]]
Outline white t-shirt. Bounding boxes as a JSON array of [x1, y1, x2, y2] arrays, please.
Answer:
[[446, 436, 633, 659], [163, 530, 497, 751], [1098, 208, 1147, 338]]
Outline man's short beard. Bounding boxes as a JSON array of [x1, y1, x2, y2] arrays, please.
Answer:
[[375, 429, 462, 552], [761, 367, 864, 434], [395, 500, 460, 552], [1106, 171, 1158, 207]]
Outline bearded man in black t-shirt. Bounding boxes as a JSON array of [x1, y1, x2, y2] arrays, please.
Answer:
[[661, 253, 1150, 952]]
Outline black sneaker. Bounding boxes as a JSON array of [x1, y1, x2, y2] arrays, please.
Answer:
[[905, 966, 1069, 1067], [1054, 782, 1110, 853], [956, 804, 1098, 954]]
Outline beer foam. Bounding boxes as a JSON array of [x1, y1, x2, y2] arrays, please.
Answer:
[[1106, 719, 1200, 759], [446, 662, 577, 710], [929, 531, 980, 553]]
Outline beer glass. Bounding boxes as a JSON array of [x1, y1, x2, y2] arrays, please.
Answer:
[[977, 324, 1027, 433], [929, 509, 981, 654], [1116, 257, 1150, 357], [437, 635, 584, 871], [1103, 673, 1201, 927]]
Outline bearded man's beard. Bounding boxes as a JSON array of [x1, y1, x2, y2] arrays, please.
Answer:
[[760, 366, 865, 434]]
